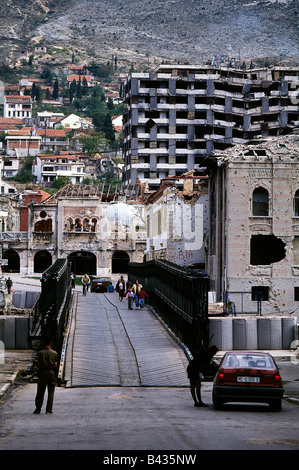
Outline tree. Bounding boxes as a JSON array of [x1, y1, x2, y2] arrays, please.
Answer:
[[53, 78, 59, 100], [69, 79, 77, 103], [52, 176, 71, 189], [35, 86, 42, 102], [76, 77, 82, 100], [14, 156, 34, 183], [31, 82, 37, 100], [40, 67, 54, 85], [82, 76, 88, 96], [45, 88, 51, 100], [103, 113, 115, 142], [79, 133, 106, 156]]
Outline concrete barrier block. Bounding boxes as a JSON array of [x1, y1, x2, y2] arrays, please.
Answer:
[[209, 318, 233, 350], [15, 317, 29, 349], [4, 317, 15, 349], [257, 317, 282, 350], [233, 317, 258, 350], [282, 316, 297, 349]]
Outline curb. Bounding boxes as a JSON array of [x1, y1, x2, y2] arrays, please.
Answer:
[[0, 372, 18, 398]]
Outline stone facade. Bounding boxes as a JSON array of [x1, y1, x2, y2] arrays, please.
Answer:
[[208, 132, 299, 315]]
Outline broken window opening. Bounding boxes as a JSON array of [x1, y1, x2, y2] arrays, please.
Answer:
[[34, 218, 52, 232], [251, 286, 269, 301], [250, 234, 286, 265], [252, 187, 269, 216], [294, 189, 299, 216]]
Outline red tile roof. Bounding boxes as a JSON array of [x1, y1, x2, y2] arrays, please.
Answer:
[[0, 118, 25, 125], [5, 95, 32, 103], [37, 129, 67, 137], [67, 75, 92, 82]]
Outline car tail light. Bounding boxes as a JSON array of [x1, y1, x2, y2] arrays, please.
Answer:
[[274, 374, 282, 387], [217, 372, 224, 385]]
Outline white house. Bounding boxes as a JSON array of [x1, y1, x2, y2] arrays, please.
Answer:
[[4, 95, 32, 119], [32, 153, 86, 184], [54, 113, 94, 130]]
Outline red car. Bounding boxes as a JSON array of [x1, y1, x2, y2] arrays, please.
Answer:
[[213, 351, 284, 411]]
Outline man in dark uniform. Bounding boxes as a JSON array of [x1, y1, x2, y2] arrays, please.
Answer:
[[33, 337, 58, 414], [187, 345, 219, 407]]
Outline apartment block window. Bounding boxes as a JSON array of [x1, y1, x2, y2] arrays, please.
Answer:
[[252, 187, 269, 216], [251, 286, 269, 301]]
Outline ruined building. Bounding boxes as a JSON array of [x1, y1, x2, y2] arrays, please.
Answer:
[[144, 173, 209, 269], [122, 64, 299, 189], [1, 184, 146, 276], [208, 132, 299, 315]]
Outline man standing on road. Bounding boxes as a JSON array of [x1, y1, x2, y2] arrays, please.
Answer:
[[33, 337, 58, 415], [187, 345, 219, 407]]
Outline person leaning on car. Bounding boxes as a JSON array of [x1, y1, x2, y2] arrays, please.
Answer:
[[187, 345, 219, 407]]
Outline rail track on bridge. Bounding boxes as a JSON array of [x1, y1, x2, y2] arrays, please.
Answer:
[[63, 291, 189, 388]]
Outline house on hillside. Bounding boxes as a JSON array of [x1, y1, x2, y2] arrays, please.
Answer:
[[37, 128, 69, 152], [67, 75, 93, 88], [4, 95, 32, 119], [32, 153, 86, 184], [53, 113, 94, 130], [5, 128, 41, 157]]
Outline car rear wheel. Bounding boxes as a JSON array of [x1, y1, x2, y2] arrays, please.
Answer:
[[269, 399, 282, 411], [212, 391, 223, 410]]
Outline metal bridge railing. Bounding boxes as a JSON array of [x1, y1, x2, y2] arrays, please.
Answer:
[[128, 259, 210, 354], [39, 259, 72, 361]]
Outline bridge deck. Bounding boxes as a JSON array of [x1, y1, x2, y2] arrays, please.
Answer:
[[64, 291, 189, 388]]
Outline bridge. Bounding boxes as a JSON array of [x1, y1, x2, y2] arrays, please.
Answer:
[[63, 290, 189, 388], [33, 258, 209, 387]]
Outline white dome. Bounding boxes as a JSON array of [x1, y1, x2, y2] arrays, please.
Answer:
[[104, 203, 145, 227]]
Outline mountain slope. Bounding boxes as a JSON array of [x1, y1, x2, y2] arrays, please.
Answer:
[[0, 0, 298, 66]]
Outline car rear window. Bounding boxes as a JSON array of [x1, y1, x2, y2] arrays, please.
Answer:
[[223, 353, 275, 369]]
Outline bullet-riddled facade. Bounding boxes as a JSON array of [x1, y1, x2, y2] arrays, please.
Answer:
[[208, 132, 299, 315]]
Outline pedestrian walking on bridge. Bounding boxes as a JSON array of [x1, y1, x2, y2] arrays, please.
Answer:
[[81, 274, 90, 296], [132, 280, 142, 308]]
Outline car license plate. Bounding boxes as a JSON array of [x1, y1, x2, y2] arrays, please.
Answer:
[[237, 376, 260, 383]]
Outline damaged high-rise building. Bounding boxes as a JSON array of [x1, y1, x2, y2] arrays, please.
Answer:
[[207, 132, 299, 315], [122, 64, 299, 188]]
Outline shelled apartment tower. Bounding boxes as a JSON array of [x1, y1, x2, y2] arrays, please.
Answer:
[[122, 64, 299, 188]]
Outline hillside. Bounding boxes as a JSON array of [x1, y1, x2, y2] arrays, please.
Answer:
[[0, 0, 298, 69]]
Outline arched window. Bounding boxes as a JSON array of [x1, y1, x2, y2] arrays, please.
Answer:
[[294, 189, 299, 217], [252, 187, 269, 216], [66, 217, 74, 231], [75, 218, 82, 231]]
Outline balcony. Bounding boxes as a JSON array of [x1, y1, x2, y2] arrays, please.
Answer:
[[0, 232, 28, 241], [33, 232, 53, 244]]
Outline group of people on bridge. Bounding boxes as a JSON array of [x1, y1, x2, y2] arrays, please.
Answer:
[[115, 277, 149, 309]]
